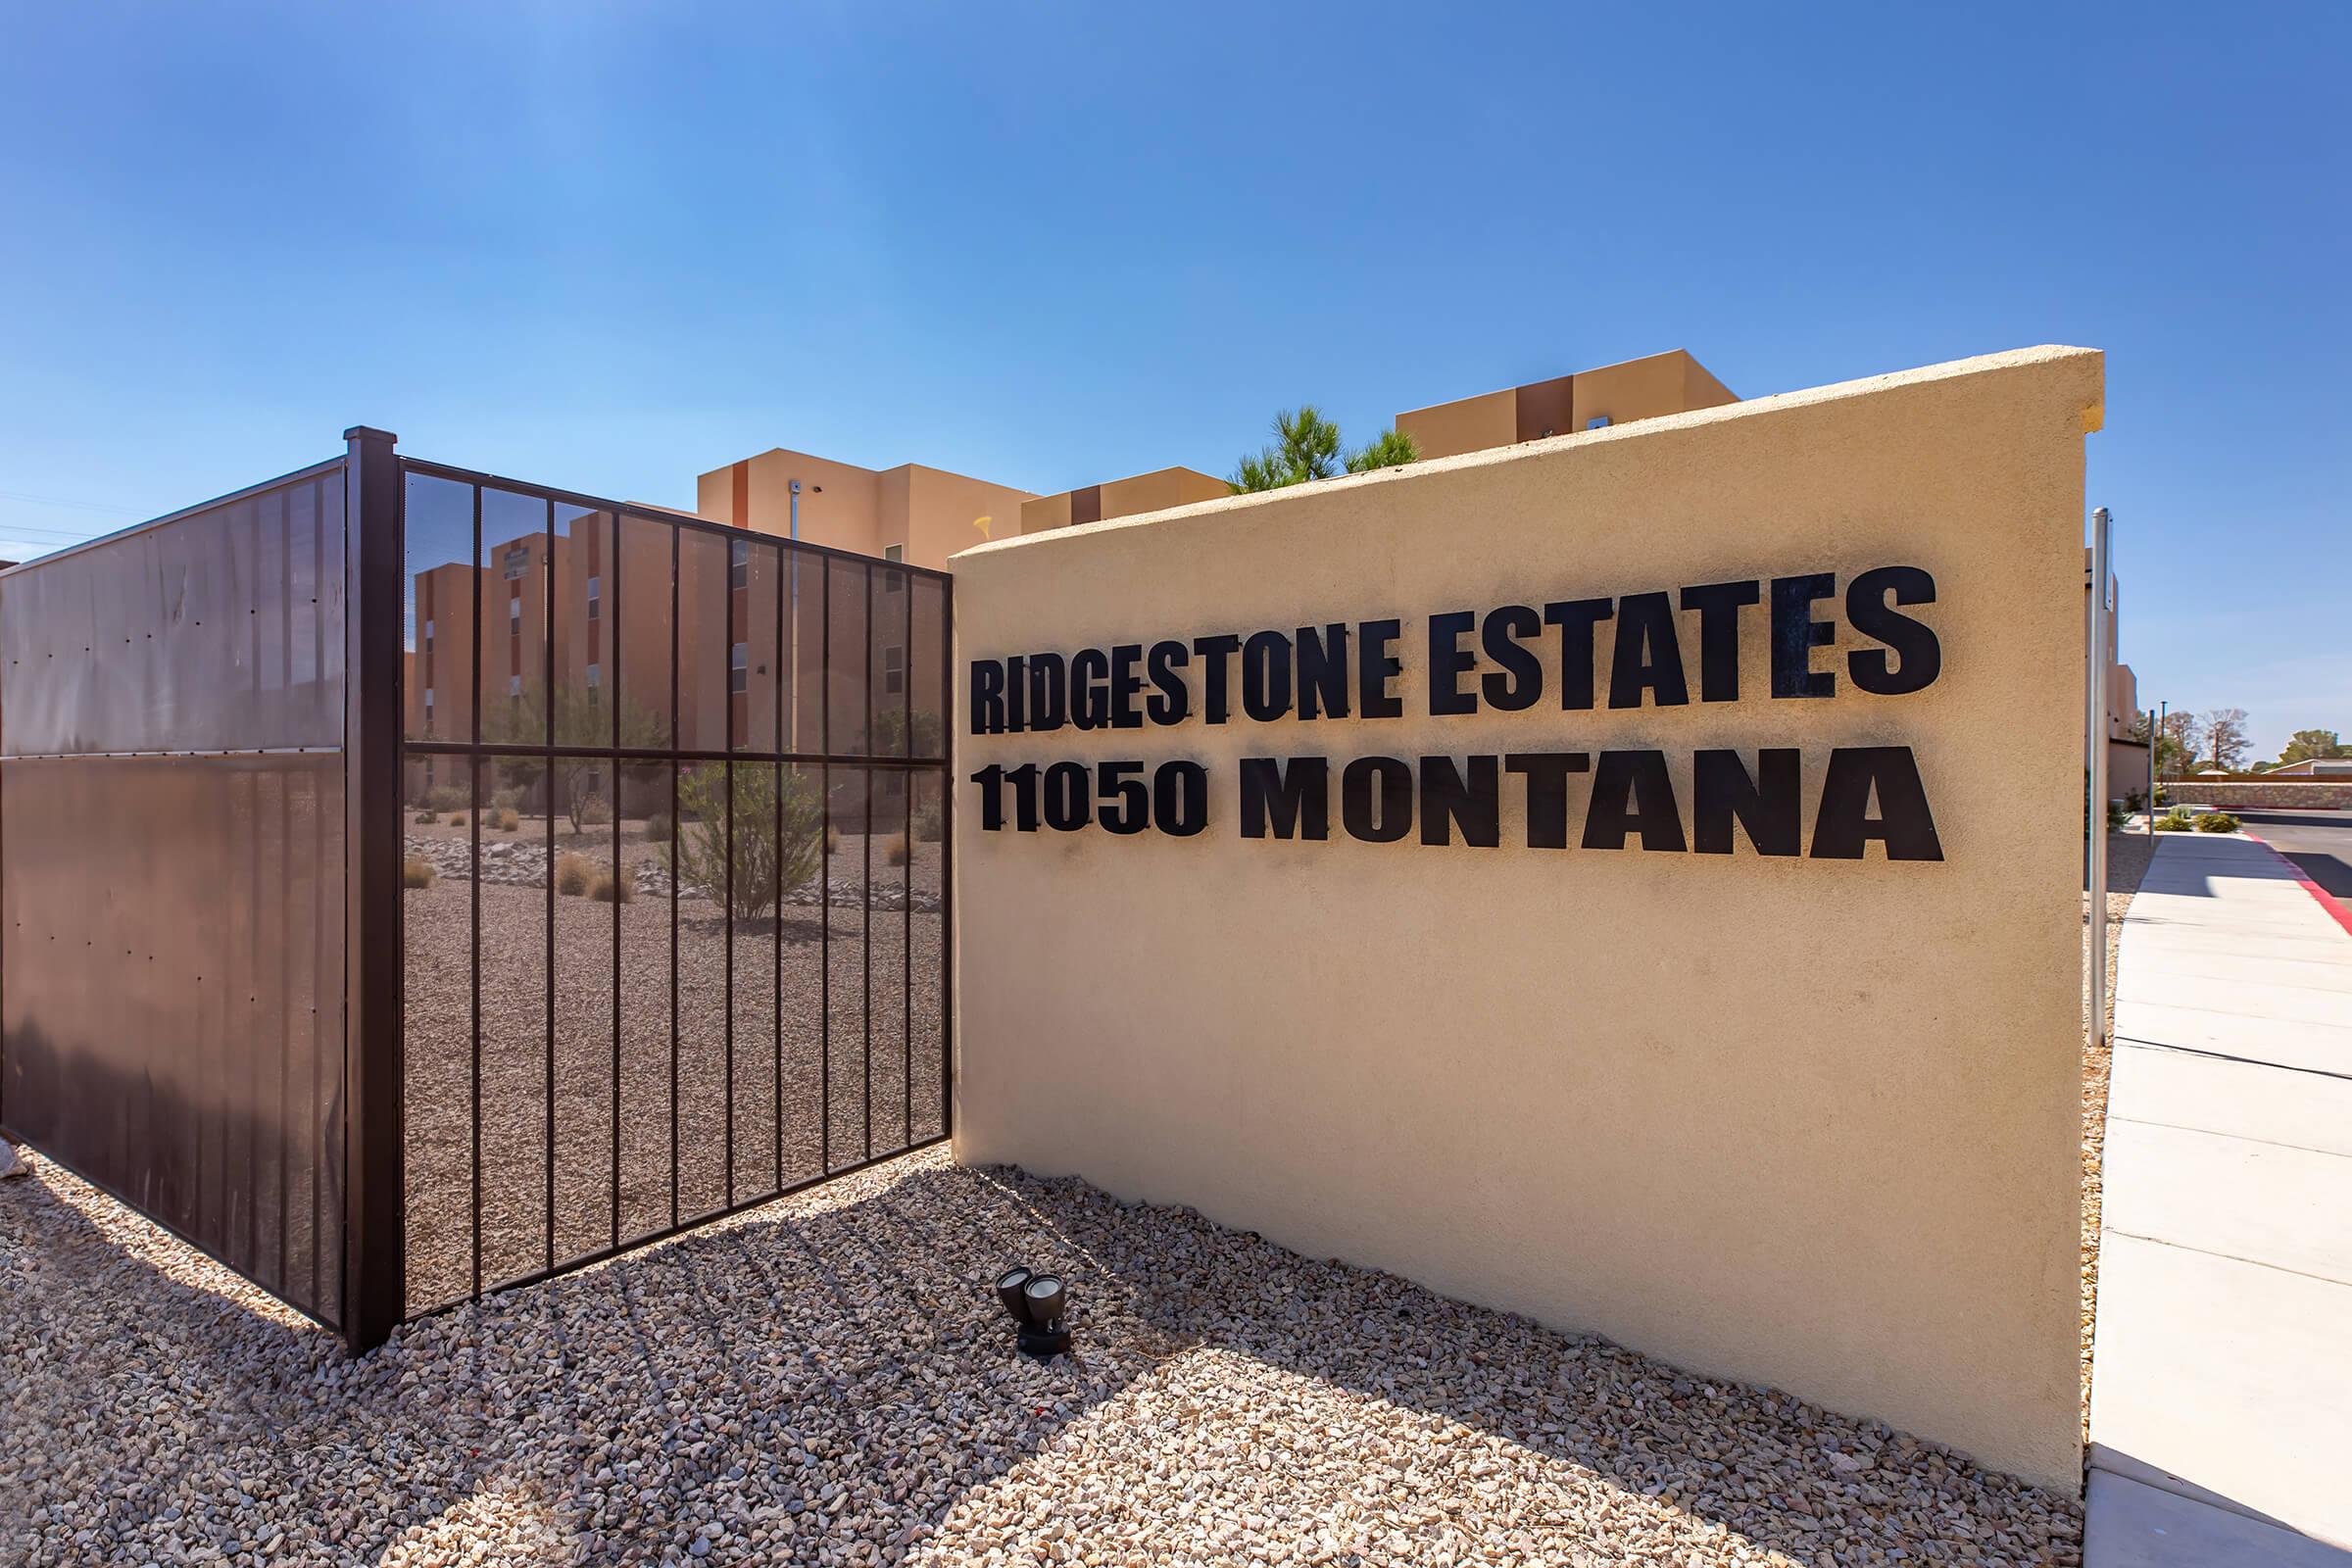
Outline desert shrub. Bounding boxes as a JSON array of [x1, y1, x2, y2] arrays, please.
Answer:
[[2194, 811, 2241, 833], [675, 763, 824, 917], [880, 832, 909, 867], [402, 856, 435, 890], [419, 784, 468, 813], [912, 797, 945, 843], [589, 869, 634, 904], [448, 811, 469, 826], [555, 853, 596, 895], [643, 811, 673, 844], [493, 787, 525, 812], [2154, 808, 2194, 832], [2125, 790, 2145, 812], [493, 807, 519, 832], [2106, 800, 2128, 830], [414, 809, 439, 825], [576, 793, 613, 828], [825, 824, 842, 854]]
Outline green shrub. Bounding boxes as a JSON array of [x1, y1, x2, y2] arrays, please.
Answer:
[[643, 811, 673, 844], [675, 764, 824, 917], [402, 856, 435, 890], [555, 853, 595, 895], [2154, 808, 2195, 832], [414, 809, 439, 825], [2194, 811, 2241, 833], [421, 785, 468, 813], [2106, 800, 2128, 830]]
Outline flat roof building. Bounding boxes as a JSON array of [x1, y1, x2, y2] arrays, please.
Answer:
[[1396, 349, 1738, 460], [697, 448, 1036, 573], [1017, 466, 1232, 538]]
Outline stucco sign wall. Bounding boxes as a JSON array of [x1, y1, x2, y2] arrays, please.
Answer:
[[951, 348, 2102, 1490]]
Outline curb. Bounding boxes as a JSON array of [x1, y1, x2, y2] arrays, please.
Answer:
[[2241, 832, 2352, 940]]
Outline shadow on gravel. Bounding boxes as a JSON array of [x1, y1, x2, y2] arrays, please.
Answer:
[[4, 1152, 2076, 1565]]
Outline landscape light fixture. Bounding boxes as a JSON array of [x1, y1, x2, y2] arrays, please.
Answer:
[[991, 1263, 1073, 1359]]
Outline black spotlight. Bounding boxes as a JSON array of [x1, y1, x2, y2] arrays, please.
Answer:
[[1017, 1272, 1071, 1359], [991, 1263, 1072, 1358], [994, 1265, 1033, 1324]]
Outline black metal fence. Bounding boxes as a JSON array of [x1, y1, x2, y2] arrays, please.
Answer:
[[392, 453, 954, 1319], [0, 427, 953, 1350]]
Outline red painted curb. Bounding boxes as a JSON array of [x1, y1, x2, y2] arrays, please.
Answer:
[[2242, 832, 2352, 940]]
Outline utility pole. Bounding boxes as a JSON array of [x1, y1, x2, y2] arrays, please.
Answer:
[[2087, 508, 2113, 1058]]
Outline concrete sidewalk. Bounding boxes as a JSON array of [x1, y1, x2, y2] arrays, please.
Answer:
[[2087, 831, 2352, 1566]]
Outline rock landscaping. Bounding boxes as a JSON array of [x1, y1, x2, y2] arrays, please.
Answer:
[[404, 834, 942, 912], [3, 1145, 2082, 1566]]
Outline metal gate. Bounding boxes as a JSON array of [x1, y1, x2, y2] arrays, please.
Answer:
[[388, 444, 955, 1325]]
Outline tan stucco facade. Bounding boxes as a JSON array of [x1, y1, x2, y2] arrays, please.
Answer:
[[951, 347, 2102, 1490], [1397, 349, 1739, 459], [698, 448, 1035, 570], [1019, 466, 1231, 537]]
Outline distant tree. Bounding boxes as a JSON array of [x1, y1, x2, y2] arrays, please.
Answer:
[[2279, 727, 2347, 764], [1232, 406, 1418, 491], [485, 685, 665, 833], [2202, 708, 2251, 772], [1346, 427, 1420, 474], [2148, 710, 2203, 778]]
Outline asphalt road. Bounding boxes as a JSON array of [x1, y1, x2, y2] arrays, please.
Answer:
[[2230, 808, 2352, 898]]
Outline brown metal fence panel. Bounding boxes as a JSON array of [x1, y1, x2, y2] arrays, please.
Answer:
[[0, 464, 350, 1330]]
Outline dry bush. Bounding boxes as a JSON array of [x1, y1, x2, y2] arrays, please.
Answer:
[[414, 809, 438, 825], [880, 832, 909, 867], [555, 853, 596, 896], [589, 869, 634, 904], [642, 810, 672, 844], [493, 807, 519, 832], [402, 856, 435, 890], [447, 811, 469, 827], [825, 824, 842, 854]]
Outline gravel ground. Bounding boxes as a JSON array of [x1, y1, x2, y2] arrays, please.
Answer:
[[3, 1145, 2082, 1567], [402, 816, 946, 1312], [2080, 829, 2154, 1435]]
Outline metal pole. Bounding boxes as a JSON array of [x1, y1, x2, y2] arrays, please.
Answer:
[[2146, 707, 2157, 837], [342, 425, 407, 1352], [2087, 508, 2113, 1057]]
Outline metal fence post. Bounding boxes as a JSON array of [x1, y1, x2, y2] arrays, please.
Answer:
[[343, 425, 406, 1352], [2086, 507, 2112, 1058]]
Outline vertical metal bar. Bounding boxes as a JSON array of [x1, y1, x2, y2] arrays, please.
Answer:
[[819, 565, 831, 1175], [468, 488, 483, 1301], [723, 748, 736, 1209], [862, 566, 873, 1163], [669, 525, 681, 1229], [610, 515, 622, 1252], [2087, 507, 2112, 1057], [341, 424, 406, 1353], [940, 577, 955, 1143], [902, 566, 913, 1149], [772, 547, 785, 1192], [541, 496, 556, 1277]]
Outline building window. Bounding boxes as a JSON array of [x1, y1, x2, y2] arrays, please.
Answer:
[[1586, 415, 1611, 430], [422, 616, 434, 653], [422, 687, 435, 734], [730, 641, 749, 694], [586, 662, 601, 707], [883, 644, 905, 696], [730, 538, 749, 591], [509, 673, 522, 698], [882, 543, 904, 593], [586, 574, 601, 620], [509, 596, 521, 632]]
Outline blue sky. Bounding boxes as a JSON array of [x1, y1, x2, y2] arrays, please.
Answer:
[[1, 3, 2343, 756]]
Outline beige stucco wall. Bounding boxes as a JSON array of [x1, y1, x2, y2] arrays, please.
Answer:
[[951, 346, 2101, 1491]]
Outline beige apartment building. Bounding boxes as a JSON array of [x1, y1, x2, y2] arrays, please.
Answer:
[[701, 350, 1746, 570], [698, 447, 1037, 572]]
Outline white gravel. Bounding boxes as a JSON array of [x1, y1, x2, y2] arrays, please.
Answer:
[[3, 1143, 2081, 1566]]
